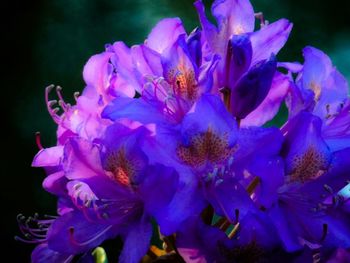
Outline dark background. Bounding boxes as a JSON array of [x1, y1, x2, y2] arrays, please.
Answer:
[[3, 0, 350, 261]]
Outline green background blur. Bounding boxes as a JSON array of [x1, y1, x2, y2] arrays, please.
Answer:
[[3, 0, 350, 261]]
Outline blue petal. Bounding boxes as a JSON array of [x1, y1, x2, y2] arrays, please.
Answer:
[[282, 112, 331, 177], [187, 27, 202, 67], [32, 243, 73, 263], [119, 214, 152, 263], [228, 34, 252, 87], [138, 164, 180, 228], [181, 94, 238, 146], [235, 211, 280, 249], [206, 177, 255, 221], [177, 216, 228, 262], [230, 55, 277, 119], [47, 211, 117, 254], [242, 72, 290, 127]]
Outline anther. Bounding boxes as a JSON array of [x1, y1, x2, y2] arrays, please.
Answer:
[[47, 100, 57, 107], [45, 84, 55, 94], [74, 92, 80, 101], [52, 108, 60, 114]]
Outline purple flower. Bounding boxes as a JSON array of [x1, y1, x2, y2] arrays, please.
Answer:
[[19, 0, 350, 262], [194, 0, 292, 121], [285, 46, 350, 152], [30, 123, 189, 262], [267, 112, 350, 252]]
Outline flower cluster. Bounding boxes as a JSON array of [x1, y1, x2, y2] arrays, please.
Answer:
[[18, 0, 350, 262]]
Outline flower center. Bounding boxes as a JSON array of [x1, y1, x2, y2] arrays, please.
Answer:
[[177, 129, 234, 167], [105, 148, 135, 186], [174, 70, 197, 101], [167, 63, 198, 101], [290, 147, 329, 183]]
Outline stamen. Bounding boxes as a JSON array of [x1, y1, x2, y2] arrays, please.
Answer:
[[15, 213, 54, 244], [228, 222, 240, 239], [45, 84, 60, 124], [56, 86, 67, 109], [35, 132, 43, 150], [68, 225, 113, 247]]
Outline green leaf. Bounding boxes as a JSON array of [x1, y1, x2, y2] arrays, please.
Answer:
[[92, 247, 108, 263]]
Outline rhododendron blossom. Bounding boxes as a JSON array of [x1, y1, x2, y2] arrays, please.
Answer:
[[17, 0, 349, 262]]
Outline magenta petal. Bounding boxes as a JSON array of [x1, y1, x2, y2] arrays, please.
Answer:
[[42, 171, 67, 195], [108, 41, 140, 97], [146, 18, 186, 54], [83, 52, 113, 100], [32, 146, 64, 167], [250, 18, 293, 65], [241, 72, 290, 127], [302, 46, 333, 90], [63, 138, 104, 180], [212, 0, 255, 35], [131, 44, 163, 78]]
